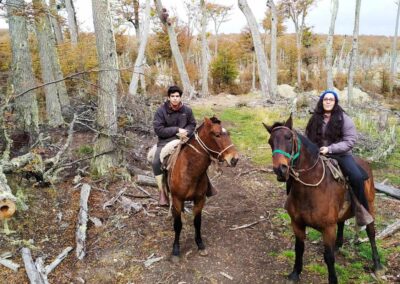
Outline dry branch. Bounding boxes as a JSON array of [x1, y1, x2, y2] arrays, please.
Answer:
[[375, 182, 400, 200], [376, 219, 400, 240], [0, 257, 20, 272], [76, 183, 91, 260], [0, 165, 16, 220]]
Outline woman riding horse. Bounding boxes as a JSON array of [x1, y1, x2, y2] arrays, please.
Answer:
[[305, 90, 371, 224]]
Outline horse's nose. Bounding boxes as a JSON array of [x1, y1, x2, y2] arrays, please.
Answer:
[[273, 164, 289, 181], [230, 157, 239, 167]]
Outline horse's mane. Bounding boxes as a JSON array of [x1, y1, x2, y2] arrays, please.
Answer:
[[297, 132, 320, 159], [271, 122, 285, 129], [196, 116, 221, 131]]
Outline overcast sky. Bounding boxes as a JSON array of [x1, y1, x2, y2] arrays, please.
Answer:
[[0, 0, 398, 36]]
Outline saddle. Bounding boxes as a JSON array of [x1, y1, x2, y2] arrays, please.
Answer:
[[321, 156, 372, 226]]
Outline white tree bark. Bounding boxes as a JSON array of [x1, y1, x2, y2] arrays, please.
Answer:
[[268, 0, 278, 97], [33, 0, 69, 127], [238, 0, 271, 99], [65, 0, 79, 45], [390, 1, 400, 94], [336, 35, 347, 73], [326, 0, 338, 90], [91, 0, 120, 175], [129, 0, 151, 96], [154, 0, 195, 99], [49, 0, 64, 44], [347, 0, 362, 107], [7, 0, 39, 134], [200, 0, 209, 97]]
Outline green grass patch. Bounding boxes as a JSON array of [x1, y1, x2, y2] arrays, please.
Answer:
[[279, 250, 295, 261], [307, 228, 321, 242], [77, 145, 93, 156]]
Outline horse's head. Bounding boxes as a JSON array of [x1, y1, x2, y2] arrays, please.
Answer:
[[263, 115, 299, 182], [198, 116, 239, 167]]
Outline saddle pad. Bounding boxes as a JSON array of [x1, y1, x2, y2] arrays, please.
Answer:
[[146, 139, 181, 164]]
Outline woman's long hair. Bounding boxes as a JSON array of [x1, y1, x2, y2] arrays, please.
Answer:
[[305, 99, 345, 147]]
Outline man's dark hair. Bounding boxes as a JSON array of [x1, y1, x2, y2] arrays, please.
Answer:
[[167, 85, 183, 97]]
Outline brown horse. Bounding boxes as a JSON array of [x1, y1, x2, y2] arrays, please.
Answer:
[[167, 116, 239, 261], [263, 115, 383, 284]]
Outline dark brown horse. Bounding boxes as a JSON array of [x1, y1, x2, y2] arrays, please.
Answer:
[[168, 116, 239, 261], [264, 115, 383, 284]]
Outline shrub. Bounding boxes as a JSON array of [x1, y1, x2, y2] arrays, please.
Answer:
[[210, 48, 239, 93]]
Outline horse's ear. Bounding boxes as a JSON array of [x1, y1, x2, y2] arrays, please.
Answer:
[[262, 122, 273, 133], [204, 117, 211, 126], [285, 114, 293, 129]]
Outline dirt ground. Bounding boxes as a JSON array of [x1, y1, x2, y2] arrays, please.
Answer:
[[1, 94, 400, 284]]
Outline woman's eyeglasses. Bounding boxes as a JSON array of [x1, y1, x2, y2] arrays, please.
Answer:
[[323, 98, 335, 102]]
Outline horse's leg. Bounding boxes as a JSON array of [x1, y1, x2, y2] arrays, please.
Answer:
[[288, 222, 305, 282], [322, 225, 338, 284], [365, 222, 384, 272], [193, 197, 207, 255], [335, 221, 345, 250], [172, 197, 184, 259]]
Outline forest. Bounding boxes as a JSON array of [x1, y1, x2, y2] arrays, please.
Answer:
[[0, 0, 399, 283]]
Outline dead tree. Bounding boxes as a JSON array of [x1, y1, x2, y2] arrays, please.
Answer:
[[91, 0, 120, 175], [154, 0, 195, 99], [238, 0, 272, 99], [65, 0, 79, 45], [267, 0, 278, 98], [347, 0, 361, 107], [200, 0, 209, 97], [326, 0, 338, 90], [7, 0, 40, 135], [390, 1, 400, 94]]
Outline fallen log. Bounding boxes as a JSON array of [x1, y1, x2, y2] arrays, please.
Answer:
[[0, 166, 16, 221], [0, 257, 20, 272], [76, 184, 91, 260], [136, 175, 157, 187], [374, 182, 400, 200], [21, 247, 73, 284], [376, 219, 400, 240]]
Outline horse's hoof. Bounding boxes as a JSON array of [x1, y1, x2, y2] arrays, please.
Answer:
[[170, 255, 180, 263], [374, 265, 387, 277], [287, 272, 300, 283], [198, 249, 208, 257]]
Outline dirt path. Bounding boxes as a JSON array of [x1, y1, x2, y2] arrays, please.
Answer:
[[1, 94, 400, 283]]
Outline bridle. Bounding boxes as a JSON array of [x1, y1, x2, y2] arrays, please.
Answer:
[[193, 131, 234, 160], [271, 126, 326, 187]]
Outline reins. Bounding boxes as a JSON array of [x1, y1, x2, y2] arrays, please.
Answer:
[[271, 126, 326, 187]]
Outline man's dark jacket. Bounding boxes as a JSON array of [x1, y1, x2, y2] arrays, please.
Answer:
[[153, 101, 196, 147]]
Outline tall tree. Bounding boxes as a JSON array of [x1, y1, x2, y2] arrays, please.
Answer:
[[281, 0, 315, 90], [326, 0, 338, 90], [129, 0, 150, 96], [7, 0, 39, 135], [91, 0, 120, 175], [238, 0, 272, 99], [206, 2, 232, 56], [390, 1, 400, 95], [347, 0, 361, 107], [33, 0, 70, 127], [49, 0, 64, 44], [154, 0, 195, 98], [267, 0, 278, 97], [200, 0, 209, 97], [65, 0, 79, 45]]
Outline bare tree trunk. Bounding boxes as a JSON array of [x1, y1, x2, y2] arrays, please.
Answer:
[[295, 28, 302, 88], [214, 23, 219, 57], [268, 0, 278, 97], [7, 0, 39, 134], [238, 0, 271, 99], [336, 35, 346, 73], [326, 0, 338, 90], [129, 0, 151, 96], [200, 0, 209, 97], [33, 0, 70, 127], [154, 0, 195, 99], [390, 1, 400, 94], [91, 0, 120, 175], [348, 0, 361, 107], [49, 0, 64, 44], [251, 51, 256, 91], [65, 0, 79, 45]]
